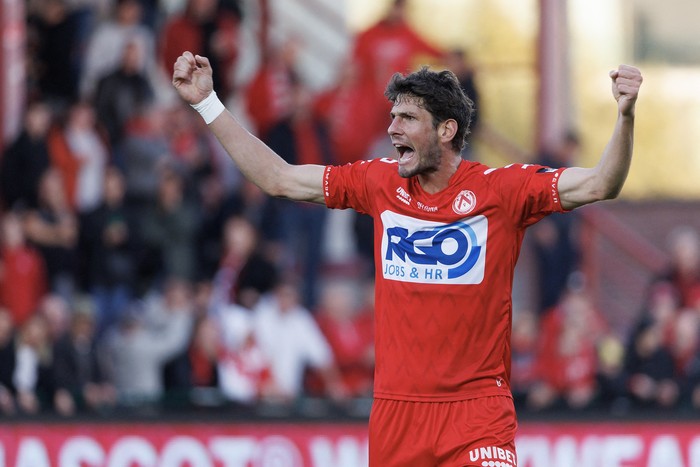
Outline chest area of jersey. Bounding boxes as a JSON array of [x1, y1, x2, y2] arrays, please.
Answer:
[[379, 210, 488, 285]]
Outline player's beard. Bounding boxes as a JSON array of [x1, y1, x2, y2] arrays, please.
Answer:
[[398, 135, 442, 178]]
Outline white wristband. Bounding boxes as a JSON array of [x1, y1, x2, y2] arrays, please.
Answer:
[[191, 91, 225, 124]]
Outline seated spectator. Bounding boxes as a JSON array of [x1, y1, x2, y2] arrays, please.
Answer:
[[102, 278, 194, 407], [48, 101, 109, 214], [595, 334, 628, 412], [0, 211, 48, 327], [528, 290, 604, 411], [81, 166, 140, 336], [0, 101, 53, 211], [159, 0, 241, 102], [94, 37, 155, 146], [216, 304, 271, 405], [0, 308, 17, 415], [52, 297, 116, 416], [656, 226, 700, 309], [314, 279, 374, 397], [209, 216, 277, 312], [510, 309, 539, 408], [80, 0, 156, 100], [23, 169, 78, 299], [14, 314, 54, 414], [252, 280, 346, 403], [624, 317, 678, 409], [139, 167, 199, 283]]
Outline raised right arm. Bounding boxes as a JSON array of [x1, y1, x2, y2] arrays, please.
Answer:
[[172, 52, 326, 204]]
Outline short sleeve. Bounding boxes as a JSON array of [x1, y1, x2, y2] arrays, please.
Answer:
[[485, 164, 568, 228], [324, 159, 384, 215]]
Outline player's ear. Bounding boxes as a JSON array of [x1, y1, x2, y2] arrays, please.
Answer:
[[439, 119, 458, 144]]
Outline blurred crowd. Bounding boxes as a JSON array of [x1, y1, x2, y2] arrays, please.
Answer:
[[0, 0, 698, 419], [512, 225, 700, 415], [0, 0, 476, 417]]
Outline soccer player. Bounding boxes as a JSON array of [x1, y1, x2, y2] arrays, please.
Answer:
[[172, 51, 642, 466]]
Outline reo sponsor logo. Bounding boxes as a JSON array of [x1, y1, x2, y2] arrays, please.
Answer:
[[380, 211, 487, 285]]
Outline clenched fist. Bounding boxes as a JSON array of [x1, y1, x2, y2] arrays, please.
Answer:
[[172, 51, 215, 105], [610, 65, 642, 117]]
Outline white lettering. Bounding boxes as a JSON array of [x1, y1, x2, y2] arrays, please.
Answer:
[[210, 437, 257, 467], [107, 437, 157, 467], [601, 436, 643, 467], [161, 436, 212, 467], [256, 436, 304, 467], [647, 436, 685, 467], [16, 438, 50, 467], [60, 437, 105, 467], [309, 436, 368, 467], [688, 436, 700, 467]]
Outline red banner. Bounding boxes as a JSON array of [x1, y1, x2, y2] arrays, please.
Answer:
[[1, 421, 700, 466]]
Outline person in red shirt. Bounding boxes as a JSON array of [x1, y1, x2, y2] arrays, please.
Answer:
[[351, 0, 444, 147], [160, 0, 240, 102], [173, 51, 642, 466], [0, 212, 48, 327]]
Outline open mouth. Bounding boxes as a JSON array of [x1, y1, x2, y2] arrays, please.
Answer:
[[394, 144, 415, 162]]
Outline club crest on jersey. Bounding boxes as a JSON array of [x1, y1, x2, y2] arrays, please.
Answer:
[[380, 211, 487, 285], [452, 190, 477, 215]]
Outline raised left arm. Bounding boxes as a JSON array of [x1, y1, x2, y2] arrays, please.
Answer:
[[558, 65, 643, 210]]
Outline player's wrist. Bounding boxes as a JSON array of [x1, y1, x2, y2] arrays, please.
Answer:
[[191, 91, 225, 125]]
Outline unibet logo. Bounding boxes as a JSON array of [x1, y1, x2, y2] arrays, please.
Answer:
[[380, 211, 487, 285]]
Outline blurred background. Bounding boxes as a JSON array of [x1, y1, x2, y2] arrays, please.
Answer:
[[1, 0, 700, 465]]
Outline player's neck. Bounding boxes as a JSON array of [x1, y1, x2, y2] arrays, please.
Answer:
[[417, 153, 462, 194]]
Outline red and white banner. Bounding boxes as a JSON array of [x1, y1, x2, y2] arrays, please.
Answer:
[[1, 421, 700, 466]]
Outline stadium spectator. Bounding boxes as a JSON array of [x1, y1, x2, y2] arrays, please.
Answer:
[[52, 297, 116, 416], [216, 303, 271, 404], [13, 314, 54, 414], [530, 132, 582, 313], [117, 104, 173, 206], [139, 167, 199, 283], [264, 77, 333, 308], [209, 216, 277, 312], [314, 61, 383, 166], [102, 278, 194, 407], [81, 166, 140, 336], [0, 212, 48, 327], [594, 333, 628, 412], [656, 226, 700, 309], [444, 48, 481, 158], [187, 316, 220, 390], [350, 0, 443, 144], [624, 317, 678, 409], [510, 309, 539, 408], [0, 101, 53, 211], [0, 308, 17, 415], [50, 101, 110, 214], [251, 280, 346, 403], [80, 0, 156, 100], [94, 37, 156, 147], [26, 0, 83, 106], [244, 40, 298, 141], [314, 279, 375, 397], [159, 0, 241, 102], [529, 290, 604, 410], [23, 169, 79, 299]]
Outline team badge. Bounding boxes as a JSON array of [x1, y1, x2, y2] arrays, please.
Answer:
[[452, 190, 477, 215]]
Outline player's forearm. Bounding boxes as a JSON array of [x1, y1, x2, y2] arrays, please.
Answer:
[[593, 112, 635, 200], [208, 110, 293, 197]]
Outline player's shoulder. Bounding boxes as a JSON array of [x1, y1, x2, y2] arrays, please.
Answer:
[[475, 162, 556, 180]]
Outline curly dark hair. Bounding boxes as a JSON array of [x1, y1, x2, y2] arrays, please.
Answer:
[[384, 66, 474, 152]]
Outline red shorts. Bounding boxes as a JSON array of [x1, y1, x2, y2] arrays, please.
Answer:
[[368, 396, 518, 467]]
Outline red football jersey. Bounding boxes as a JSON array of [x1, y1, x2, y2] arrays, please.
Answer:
[[324, 158, 567, 401]]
